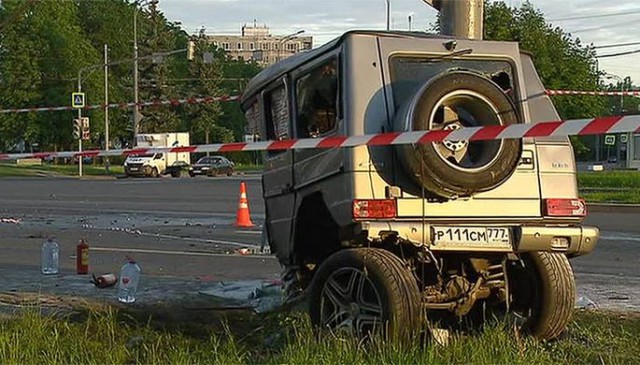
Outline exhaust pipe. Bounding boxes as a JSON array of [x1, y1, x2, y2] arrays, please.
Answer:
[[423, 0, 484, 40]]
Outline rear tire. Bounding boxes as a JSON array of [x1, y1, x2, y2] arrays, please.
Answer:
[[309, 248, 422, 341], [509, 252, 576, 340]]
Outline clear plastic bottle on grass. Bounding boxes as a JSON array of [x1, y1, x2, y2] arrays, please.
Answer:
[[117, 258, 141, 303], [41, 237, 59, 275]]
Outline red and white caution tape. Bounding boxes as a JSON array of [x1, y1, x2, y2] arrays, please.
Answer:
[[0, 95, 240, 114], [546, 89, 640, 97], [0, 90, 636, 114], [1, 115, 639, 161]]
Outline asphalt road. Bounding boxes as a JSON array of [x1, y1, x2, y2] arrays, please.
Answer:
[[0, 176, 638, 310], [0, 175, 275, 279]]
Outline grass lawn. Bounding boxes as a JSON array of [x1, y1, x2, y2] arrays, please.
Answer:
[[577, 171, 640, 189], [578, 171, 640, 203], [0, 163, 123, 177], [0, 162, 261, 178], [0, 306, 638, 364]]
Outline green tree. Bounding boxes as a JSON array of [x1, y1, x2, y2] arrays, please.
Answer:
[[75, 0, 137, 148], [486, 2, 606, 119], [183, 28, 231, 144], [136, 1, 181, 134], [0, 0, 261, 153], [0, 1, 42, 150], [218, 57, 262, 141], [0, 0, 101, 151]]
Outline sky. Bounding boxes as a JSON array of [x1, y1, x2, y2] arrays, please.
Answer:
[[158, 0, 640, 85]]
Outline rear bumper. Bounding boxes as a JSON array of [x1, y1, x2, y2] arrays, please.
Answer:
[[189, 169, 209, 175], [359, 221, 599, 257]]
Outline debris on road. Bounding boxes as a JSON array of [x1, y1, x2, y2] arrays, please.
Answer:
[[576, 296, 598, 309], [199, 279, 282, 313], [0, 217, 20, 225], [91, 273, 117, 288]]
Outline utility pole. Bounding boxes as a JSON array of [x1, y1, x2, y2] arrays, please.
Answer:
[[384, 0, 390, 30], [133, 7, 140, 146], [104, 44, 110, 173], [77, 77, 83, 177]]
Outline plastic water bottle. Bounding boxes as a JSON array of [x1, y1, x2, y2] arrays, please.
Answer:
[[117, 259, 141, 303], [41, 237, 59, 275]]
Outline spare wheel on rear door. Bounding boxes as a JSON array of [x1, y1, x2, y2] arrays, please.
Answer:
[[394, 71, 522, 198]]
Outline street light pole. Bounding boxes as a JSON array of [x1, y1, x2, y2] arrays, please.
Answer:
[[277, 30, 305, 62], [104, 44, 109, 151], [133, 6, 140, 146], [104, 44, 110, 174], [384, 0, 390, 30], [76, 70, 84, 177]]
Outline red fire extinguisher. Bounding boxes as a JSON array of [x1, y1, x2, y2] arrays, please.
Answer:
[[76, 238, 89, 274]]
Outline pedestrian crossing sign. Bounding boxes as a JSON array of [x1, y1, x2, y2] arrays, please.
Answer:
[[72, 92, 85, 108]]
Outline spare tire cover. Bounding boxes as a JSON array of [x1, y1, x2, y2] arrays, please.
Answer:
[[395, 71, 522, 198]]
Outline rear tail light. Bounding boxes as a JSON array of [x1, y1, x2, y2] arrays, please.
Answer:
[[353, 199, 397, 219], [544, 198, 586, 217]]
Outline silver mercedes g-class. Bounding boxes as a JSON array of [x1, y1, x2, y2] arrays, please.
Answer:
[[242, 28, 598, 340]]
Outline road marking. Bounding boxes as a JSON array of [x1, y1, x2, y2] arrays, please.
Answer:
[[235, 230, 262, 235], [91, 246, 276, 259], [80, 222, 263, 248], [600, 233, 640, 243], [575, 272, 640, 280], [139, 232, 261, 248]]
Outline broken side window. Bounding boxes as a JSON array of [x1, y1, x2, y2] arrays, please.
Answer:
[[265, 85, 290, 141], [295, 58, 339, 138], [244, 99, 263, 140]]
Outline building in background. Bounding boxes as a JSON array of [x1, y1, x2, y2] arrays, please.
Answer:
[[207, 22, 312, 67]]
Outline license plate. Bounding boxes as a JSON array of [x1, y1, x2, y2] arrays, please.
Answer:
[[129, 168, 138, 171], [432, 226, 511, 250]]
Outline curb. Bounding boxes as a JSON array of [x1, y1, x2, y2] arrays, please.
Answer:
[[78, 175, 117, 181], [587, 203, 640, 214]]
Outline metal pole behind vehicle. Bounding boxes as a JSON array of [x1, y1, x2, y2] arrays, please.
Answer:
[[77, 74, 83, 177], [385, 0, 390, 30], [424, 0, 484, 40]]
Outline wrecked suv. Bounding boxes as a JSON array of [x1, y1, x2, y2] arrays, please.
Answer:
[[242, 31, 598, 340]]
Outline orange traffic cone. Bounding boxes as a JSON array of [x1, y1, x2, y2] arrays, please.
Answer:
[[234, 181, 254, 227]]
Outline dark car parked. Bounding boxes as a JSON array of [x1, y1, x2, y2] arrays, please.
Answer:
[[188, 156, 235, 177]]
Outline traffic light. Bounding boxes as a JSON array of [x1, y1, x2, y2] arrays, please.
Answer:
[[81, 117, 90, 140], [73, 119, 81, 139]]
